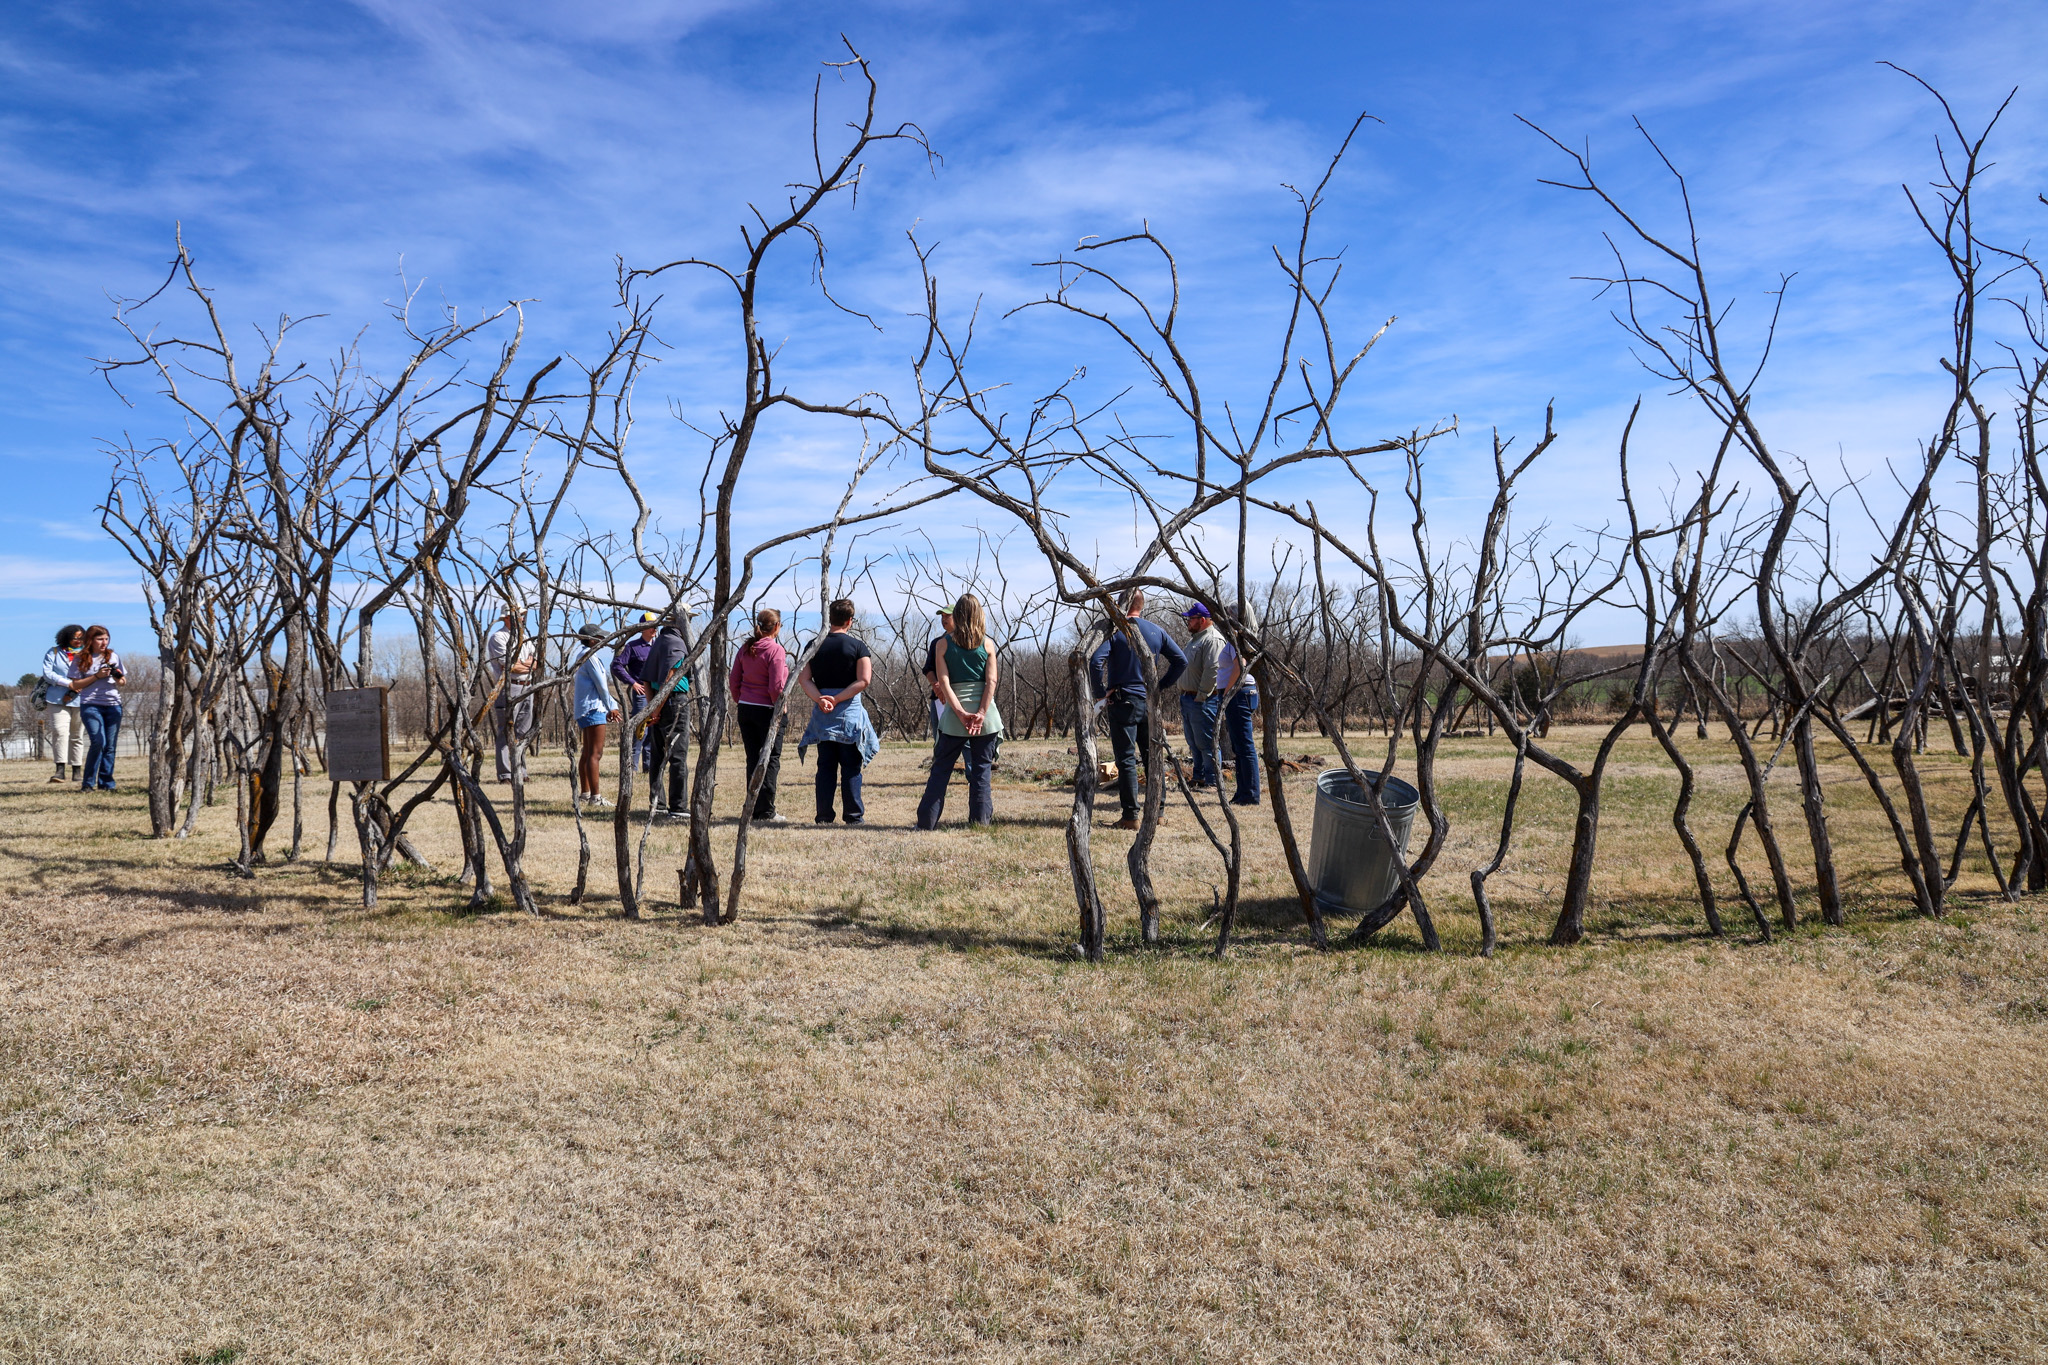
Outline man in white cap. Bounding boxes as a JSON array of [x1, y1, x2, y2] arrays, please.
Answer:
[[485, 606, 534, 782]]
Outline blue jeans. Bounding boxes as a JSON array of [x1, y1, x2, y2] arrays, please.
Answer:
[[1223, 689, 1260, 803], [814, 741, 864, 823], [1178, 692, 1221, 786], [80, 704, 122, 790], [918, 731, 997, 827]]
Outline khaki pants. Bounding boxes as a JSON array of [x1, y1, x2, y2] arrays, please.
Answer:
[[493, 693, 533, 782], [47, 704, 85, 770]]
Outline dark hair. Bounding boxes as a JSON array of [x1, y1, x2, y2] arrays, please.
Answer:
[[828, 598, 856, 628], [55, 624, 84, 649], [748, 607, 782, 648]]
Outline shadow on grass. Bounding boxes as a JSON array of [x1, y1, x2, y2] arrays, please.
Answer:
[[781, 906, 1067, 958]]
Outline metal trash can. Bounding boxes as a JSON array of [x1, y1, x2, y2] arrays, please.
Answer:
[[1307, 767, 1420, 916]]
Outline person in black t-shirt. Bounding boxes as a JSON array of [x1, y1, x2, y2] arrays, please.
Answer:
[[920, 604, 954, 739], [808, 625, 872, 691], [641, 620, 692, 816], [797, 598, 876, 822]]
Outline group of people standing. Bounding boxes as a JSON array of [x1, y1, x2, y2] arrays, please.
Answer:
[[29, 594, 1260, 828], [1086, 588, 1261, 829], [37, 624, 126, 791], [558, 587, 1256, 834]]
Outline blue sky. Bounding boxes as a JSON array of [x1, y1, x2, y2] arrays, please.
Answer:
[[3, 0, 2044, 670]]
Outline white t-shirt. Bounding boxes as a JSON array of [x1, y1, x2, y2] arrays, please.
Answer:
[[485, 627, 533, 684]]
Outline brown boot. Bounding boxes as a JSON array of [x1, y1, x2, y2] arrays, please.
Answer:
[[1110, 816, 1139, 831]]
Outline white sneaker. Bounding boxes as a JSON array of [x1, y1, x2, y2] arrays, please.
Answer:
[[582, 795, 612, 810], [753, 813, 789, 826]]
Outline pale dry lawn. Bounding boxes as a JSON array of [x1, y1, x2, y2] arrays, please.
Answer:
[[3, 726, 2046, 1363]]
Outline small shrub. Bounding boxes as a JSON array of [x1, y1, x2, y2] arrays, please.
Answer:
[[1417, 1157, 1516, 1218], [179, 1348, 243, 1365]]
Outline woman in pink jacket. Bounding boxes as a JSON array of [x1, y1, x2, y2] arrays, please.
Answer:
[[727, 608, 790, 824]]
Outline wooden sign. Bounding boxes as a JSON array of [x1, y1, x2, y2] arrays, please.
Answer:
[[326, 687, 391, 783]]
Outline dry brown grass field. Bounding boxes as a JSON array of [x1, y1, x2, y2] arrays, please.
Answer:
[[4, 724, 2046, 1363]]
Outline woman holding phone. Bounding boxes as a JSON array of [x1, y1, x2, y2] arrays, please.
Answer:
[[68, 624, 125, 792]]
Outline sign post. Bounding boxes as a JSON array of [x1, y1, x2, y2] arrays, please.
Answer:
[[325, 687, 391, 783]]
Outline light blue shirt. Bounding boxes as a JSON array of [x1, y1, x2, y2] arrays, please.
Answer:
[[41, 647, 79, 706], [573, 650, 613, 717]]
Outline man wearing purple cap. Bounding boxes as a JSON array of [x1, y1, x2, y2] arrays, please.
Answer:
[[1176, 601, 1224, 789]]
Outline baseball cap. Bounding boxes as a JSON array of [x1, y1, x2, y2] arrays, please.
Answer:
[[1181, 603, 1212, 620], [936, 604, 954, 616], [637, 611, 661, 624]]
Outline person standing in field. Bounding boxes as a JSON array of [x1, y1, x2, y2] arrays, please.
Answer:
[[612, 610, 660, 774], [1088, 589, 1187, 831], [920, 604, 954, 739], [485, 608, 534, 783], [728, 607, 790, 825], [572, 624, 620, 809], [797, 598, 877, 825], [1217, 627, 1262, 806], [917, 593, 1004, 830], [1175, 602, 1224, 790], [640, 616, 692, 818], [40, 623, 86, 784], [68, 624, 125, 792]]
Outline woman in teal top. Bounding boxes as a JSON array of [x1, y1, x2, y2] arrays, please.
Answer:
[[916, 594, 1003, 829]]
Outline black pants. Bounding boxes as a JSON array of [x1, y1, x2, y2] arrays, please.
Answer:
[[814, 741, 864, 823], [1104, 691, 1150, 819], [647, 701, 689, 811], [735, 703, 784, 819]]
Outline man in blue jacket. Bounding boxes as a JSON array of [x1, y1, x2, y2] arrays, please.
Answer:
[[1088, 588, 1188, 830]]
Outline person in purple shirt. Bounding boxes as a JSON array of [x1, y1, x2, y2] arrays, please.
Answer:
[[611, 611, 659, 699], [612, 611, 660, 774]]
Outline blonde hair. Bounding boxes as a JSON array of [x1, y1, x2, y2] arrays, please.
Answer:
[[949, 594, 986, 651]]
